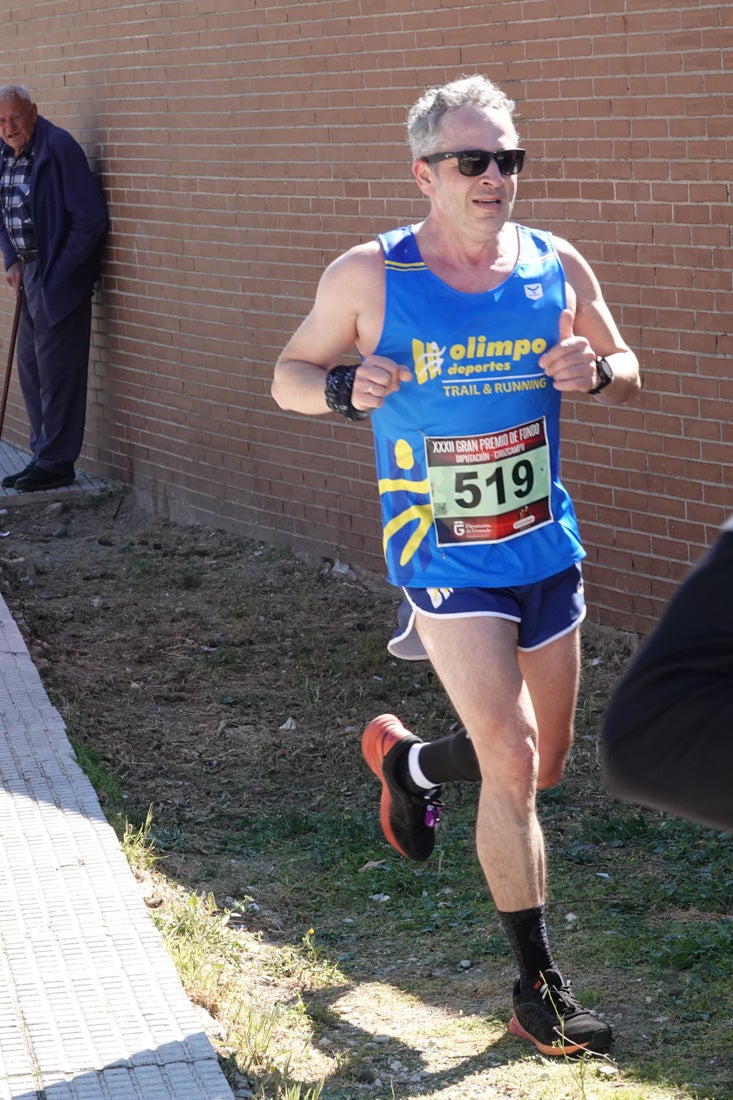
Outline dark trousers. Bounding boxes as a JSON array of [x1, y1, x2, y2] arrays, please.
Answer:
[[15, 260, 92, 473], [601, 526, 733, 831]]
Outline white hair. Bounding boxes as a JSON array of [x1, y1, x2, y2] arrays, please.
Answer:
[[0, 85, 32, 105], [407, 75, 517, 159]]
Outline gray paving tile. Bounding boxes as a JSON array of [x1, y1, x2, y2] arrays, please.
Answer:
[[0, 457, 234, 1099], [0, 442, 113, 506]]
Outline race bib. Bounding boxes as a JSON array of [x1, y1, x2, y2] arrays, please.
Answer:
[[425, 417, 552, 546]]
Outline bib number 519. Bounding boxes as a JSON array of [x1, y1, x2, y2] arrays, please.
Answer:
[[454, 459, 535, 509]]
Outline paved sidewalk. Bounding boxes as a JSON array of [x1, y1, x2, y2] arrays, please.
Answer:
[[0, 445, 108, 506], [0, 446, 234, 1099]]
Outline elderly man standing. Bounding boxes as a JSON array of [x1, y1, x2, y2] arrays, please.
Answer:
[[0, 85, 108, 491], [273, 75, 640, 1056]]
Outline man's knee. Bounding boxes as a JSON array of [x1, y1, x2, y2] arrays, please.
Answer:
[[474, 728, 538, 791], [534, 719, 574, 789], [537, 744, 571, 789]]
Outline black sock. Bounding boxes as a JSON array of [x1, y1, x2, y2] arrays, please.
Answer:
[[498, 905, 556, 988], [394, 744, 439, 795], [406, 727, 481, 786]]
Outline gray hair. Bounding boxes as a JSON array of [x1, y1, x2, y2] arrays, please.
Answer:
[[407, 75, 517, 159], [0, 85, 32, 105]]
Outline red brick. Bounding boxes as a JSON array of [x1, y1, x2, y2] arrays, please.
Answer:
[[0, 1, 725, 639]]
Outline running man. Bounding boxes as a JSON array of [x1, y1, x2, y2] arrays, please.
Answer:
[[272, 74, 640, 1056]]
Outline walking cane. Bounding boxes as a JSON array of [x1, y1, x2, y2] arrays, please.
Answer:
[[0, 288, 22, 441]]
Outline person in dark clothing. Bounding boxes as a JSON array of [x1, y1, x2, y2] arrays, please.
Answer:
[[0, 85, 108, 492], [601, 516, 733, 832]]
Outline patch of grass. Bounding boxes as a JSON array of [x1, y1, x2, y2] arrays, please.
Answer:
[[150, 885, 334, 1098], [645, 920, 733, 978], [121, 806, 159, 876], [59, 750, 733, 1099], [176, 565, 204, 590], [83, 487, 124, 512], [112, 799, 733, 1097], [68, 734, 143, 834], [118, 546, 162, 581], [110, 758, 733, 1096]]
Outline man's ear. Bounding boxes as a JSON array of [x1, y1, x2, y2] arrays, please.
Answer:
[[412, 159, 434, 195]]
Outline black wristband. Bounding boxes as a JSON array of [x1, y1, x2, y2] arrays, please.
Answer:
[[324, 365, 369, 421], [587, 355, 614, 395]]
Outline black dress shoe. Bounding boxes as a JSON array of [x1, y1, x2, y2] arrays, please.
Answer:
[[15, 467, 75, 492], [2, 462, 36, 488]]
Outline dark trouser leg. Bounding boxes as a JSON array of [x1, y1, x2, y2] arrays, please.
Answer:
[[15, 287, 42, 458], [15, 264, 91, 472], [601, 529, 733, 831]]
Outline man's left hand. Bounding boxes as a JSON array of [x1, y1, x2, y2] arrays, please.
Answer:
[[538, 308, 597, 392]]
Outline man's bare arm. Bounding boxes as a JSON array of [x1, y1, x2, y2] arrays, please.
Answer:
[[539, 238, 641, 405], [272, 242, 413, 418], [272, 247, 364, 415]]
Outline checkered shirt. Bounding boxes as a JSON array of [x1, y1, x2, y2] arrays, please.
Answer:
[[0, 143, 36, 255]]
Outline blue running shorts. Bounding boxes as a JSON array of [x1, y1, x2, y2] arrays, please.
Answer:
[[388, 564, 586, 659]]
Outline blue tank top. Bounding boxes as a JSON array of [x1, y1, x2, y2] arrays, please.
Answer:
[[370, 223, 585, 588]]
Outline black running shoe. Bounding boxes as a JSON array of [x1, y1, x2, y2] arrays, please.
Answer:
[[509, 969, 613, 1056], [361, 714, 442, 861]]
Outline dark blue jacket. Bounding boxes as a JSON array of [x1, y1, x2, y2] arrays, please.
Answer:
[[0, 115, 109, 326]]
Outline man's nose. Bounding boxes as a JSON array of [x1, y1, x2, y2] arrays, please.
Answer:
[[480, 161, 504, 183]]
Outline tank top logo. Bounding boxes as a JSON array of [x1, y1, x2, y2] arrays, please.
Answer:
[[410, 334, 549, 387], [411, 339, 445, 383]]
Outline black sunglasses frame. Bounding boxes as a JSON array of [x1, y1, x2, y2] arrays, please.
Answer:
[[421, 148, 526, 177]]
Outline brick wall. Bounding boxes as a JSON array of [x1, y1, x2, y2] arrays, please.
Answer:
[[0, 0, 730, 635]]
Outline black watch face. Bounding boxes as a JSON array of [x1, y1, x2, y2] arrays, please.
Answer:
[[589, 358, 612, 394]]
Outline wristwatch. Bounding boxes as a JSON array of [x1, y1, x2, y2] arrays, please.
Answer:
[[587, 356, 614, 395]]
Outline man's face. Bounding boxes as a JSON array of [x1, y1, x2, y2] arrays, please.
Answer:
[[413, 104, 521, 238], [0, 96, 38, 156]]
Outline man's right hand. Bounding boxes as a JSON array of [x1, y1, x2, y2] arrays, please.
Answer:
[[351, 355, 413, 412], [5, 262, 22, 295]]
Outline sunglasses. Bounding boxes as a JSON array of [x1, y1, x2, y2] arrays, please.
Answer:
[[422, 148, 526, 177]]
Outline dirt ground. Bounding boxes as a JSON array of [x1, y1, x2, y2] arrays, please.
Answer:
[[0, 486, 632, 879], [8, 488, 716, 1099], [0, 489, 459, 889]]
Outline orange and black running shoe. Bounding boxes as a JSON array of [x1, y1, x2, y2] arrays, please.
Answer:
[[509, 969, 613, 1057], [361, 714, 442, 861]]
